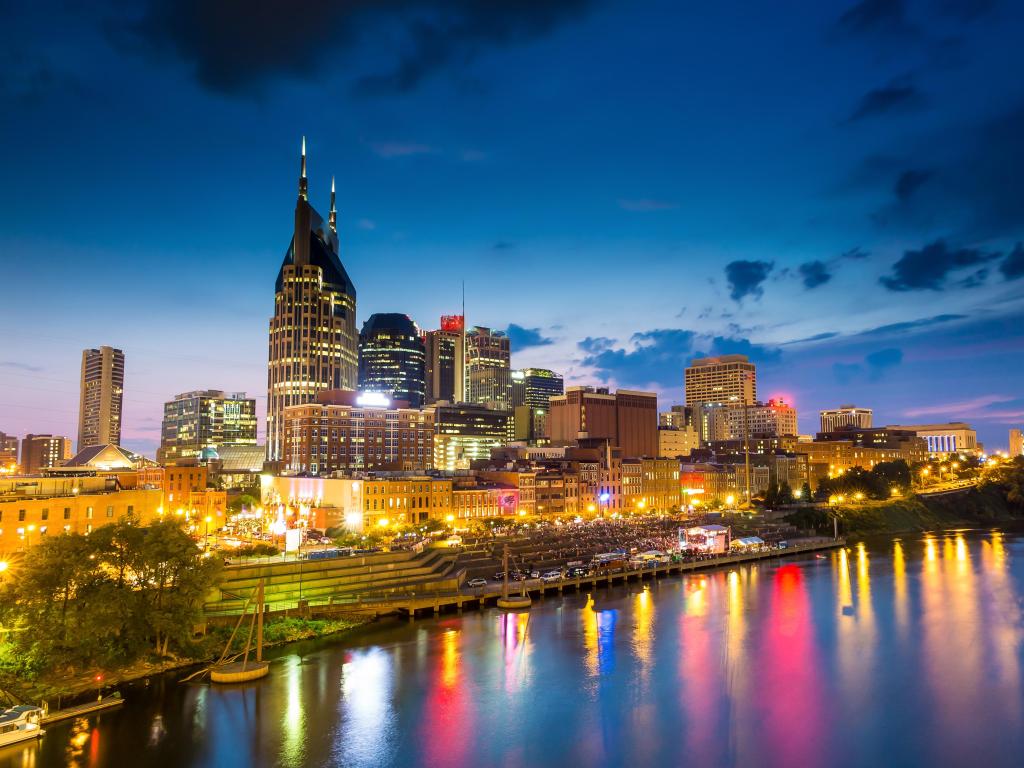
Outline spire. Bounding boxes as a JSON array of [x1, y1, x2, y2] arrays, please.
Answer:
[[329, 176, 337, 234], [298, 136, 308, 201]]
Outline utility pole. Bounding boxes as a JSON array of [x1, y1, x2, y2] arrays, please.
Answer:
[[743, 399, 751, 509]]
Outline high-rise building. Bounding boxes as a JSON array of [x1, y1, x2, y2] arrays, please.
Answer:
[[267, 139, 358, 461], [1011, 429, 1023, 458], [512, 368, 564, 443], [465, 326, 511, 411], [660, 405, 696, 430], [431, 402, 512, 471], [0, 431, 17, 471], [684, 354, 756, 407], [358, 313, 426, 407], [158, 390, 258, 463], [820, 405, 873, 433], [20, 434, 73, 474], [424, 315, 466, 404], [725, 399, 798, 440], [547, 387, 658, 458], [283, 390, 434, 474], [77, 346, 124, 451]]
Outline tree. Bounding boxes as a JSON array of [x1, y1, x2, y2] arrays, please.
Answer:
[[778, 482, 794, 504], [228, 494, 259, 514], [799, 482, 813, 503]]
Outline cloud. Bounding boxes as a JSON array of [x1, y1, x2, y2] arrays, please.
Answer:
[[369, 141, 437, 158], [725, 260, 774, 301], [357, 218, 377, 230], [1000, 243, 1024, 280], [861, 313, 967, 337], [933, 0, 999, 22], [879, 240, 1000, 291], [121, 1, 598, 96], [618, 199, 679, 212], [578, 330, 781, 389], [894, 169, 932, 202], [841, 247, 870, 260], [0, 361, 43, 372], [846, 78, 925, 122], [506, 324, 554, 350], [903, 393, 1015, 419], [798, 260, 832, 289], [835, 0, 915, 37], [833, 347, 903, 383], [492, 241, 516, 251], [784, 332, 840, 345]]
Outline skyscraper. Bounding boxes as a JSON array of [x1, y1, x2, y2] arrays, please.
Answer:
[[77, 346, 124, 451], [424, 315, 466, 404], [1011, 428, 1023, 458], [466, 326, 511, 410], [684, 354, 756, 407], [511, 368, 564, 442], [358, 313, 426, 407], [158, 390, 258, 463], [0, 431, 18, 471], [547, 387, 658, 458], [267, 139, 358, 461], [21, 434, 73, 474]]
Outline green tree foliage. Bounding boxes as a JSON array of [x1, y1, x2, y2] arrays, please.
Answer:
[[815, 460, 912, 501], [228, 494, 259, 513], [0, 518, 221, 675], [799, 482, 813, 503]]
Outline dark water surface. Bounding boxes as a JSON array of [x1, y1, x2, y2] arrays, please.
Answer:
[[6, 531, 1024, 767]]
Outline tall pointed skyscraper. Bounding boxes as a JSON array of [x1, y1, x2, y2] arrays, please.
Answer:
[[267, 139, 358, 462]]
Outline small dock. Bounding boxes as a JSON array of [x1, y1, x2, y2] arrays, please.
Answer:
[[41, 695, 123, 725]]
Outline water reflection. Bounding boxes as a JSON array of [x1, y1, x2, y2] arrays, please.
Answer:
[[14, 530, 1024, 768]]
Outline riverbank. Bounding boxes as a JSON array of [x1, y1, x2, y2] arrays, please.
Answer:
[[1, 614, 369, 705], [785, 482, 1024, 537]]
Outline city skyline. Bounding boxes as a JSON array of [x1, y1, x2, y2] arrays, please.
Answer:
[[3, 1, 1024, 454]]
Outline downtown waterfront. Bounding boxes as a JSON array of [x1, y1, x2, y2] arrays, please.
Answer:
[[9, 529, 1024, 768]]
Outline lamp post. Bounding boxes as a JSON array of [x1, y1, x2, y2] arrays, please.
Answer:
[[204, 515, 213, 550]]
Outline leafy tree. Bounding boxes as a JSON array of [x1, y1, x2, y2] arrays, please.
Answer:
[[228, 494, 259, 513], [799, 482, 813, 503], [778, 482, 794, 504]]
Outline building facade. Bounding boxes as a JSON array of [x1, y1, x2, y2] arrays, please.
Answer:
[[511, 367, 564, 443], [283, 390, 435, 475], [684, 354, 756, 407], [424, 315, 466, 404], [465, 326, 511, 410], [885, 423, 979, 456], [158, 390, 257, 463], [820, 405, 873, 433], [546, 387, 658, 458], [724, 399, 799, 439], [0, 431, 17, 472], [78, 345, 124, 451], [267, 141, 358, 462], [658, 425, 700, 458], [20, 434, 72, 474], [432, 402, 512, 471], [358, 313, 426, 407], [1011, 429, 1023, 458]]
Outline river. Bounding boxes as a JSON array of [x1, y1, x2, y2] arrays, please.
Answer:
[[5, 530, 1024, 767]]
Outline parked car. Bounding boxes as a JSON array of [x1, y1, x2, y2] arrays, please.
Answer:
[[541, 571, 562, 582], [467, 578, 487, 588], [529, 570, 541, 579]]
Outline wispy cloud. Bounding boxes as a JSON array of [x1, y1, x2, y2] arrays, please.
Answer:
[[903, 394, 1016, 419], [357, 218, 377, 230], [369, 141, 438, 158], [0, 361, 43, 372]]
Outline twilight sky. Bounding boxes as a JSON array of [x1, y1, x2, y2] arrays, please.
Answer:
[[1, 0, 1023, 456]]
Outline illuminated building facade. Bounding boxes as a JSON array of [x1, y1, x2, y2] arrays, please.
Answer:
[[657, 425, 700, 458], [283, 389, 435, 474], [431, 402, 512, 471], [358, 313, 426, 407], [20, 434, 72, 474], [0, 431, 17, 472], [267, 140, 358, 462], [884, 422, 979, 456], [512, 367, 563, 443], [820, 405, 873, 432], [724, 399, 798, 439], [78, 345, 124, 451], [466, 326, 511, 410], [424, 315, 465, 404], [684, 354, 756, 407], [158, 390, 258, 463], [1012, 428, 1023, 458]]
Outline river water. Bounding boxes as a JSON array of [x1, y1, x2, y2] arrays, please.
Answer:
[[5, 530, 1024, 768]]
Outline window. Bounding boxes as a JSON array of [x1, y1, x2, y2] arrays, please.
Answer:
[[106, 506, 114, 518], [18, 509, 26, 522], [127, 505, 134, 515], [64, 507, 71, 519], [86, 507, 94, 519], [41, 508, 49, 521]]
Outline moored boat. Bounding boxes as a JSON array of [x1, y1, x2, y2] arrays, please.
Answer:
[[0, 706, 45, 747]]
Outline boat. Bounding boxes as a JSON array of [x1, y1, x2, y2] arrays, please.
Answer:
[[209, 579, 270, 684], [0, 705, 45, 747]]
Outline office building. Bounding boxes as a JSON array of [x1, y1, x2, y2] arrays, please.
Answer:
[[658, 425, 700, 458], [267, 140, 358, 461], [357, 313, 426, 407], [20, 434, 73, 474], [465, 326, 511, 410], [660, 405, 696, 430], [885, 422, 979, 456], [725, 399, 798, 439], [1011, 429, 1023, 458], [820, 405, 873, 433], [0, 431, 17, 471], [547, 387, 658, 458], [512, 368, 564, 443], [158, 390, 258, 463], [77, 346, 125, 451], [432, 402, 512, 471], [283, 390, 434, 475], [684, 354, 756, 407], [424, 316, 466, 404]]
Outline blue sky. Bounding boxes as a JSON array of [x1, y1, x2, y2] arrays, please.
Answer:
[[1, 0, 1023, 455]]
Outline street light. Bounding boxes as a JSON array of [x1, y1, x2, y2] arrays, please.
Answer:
[[204, 515, 213, 549]]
